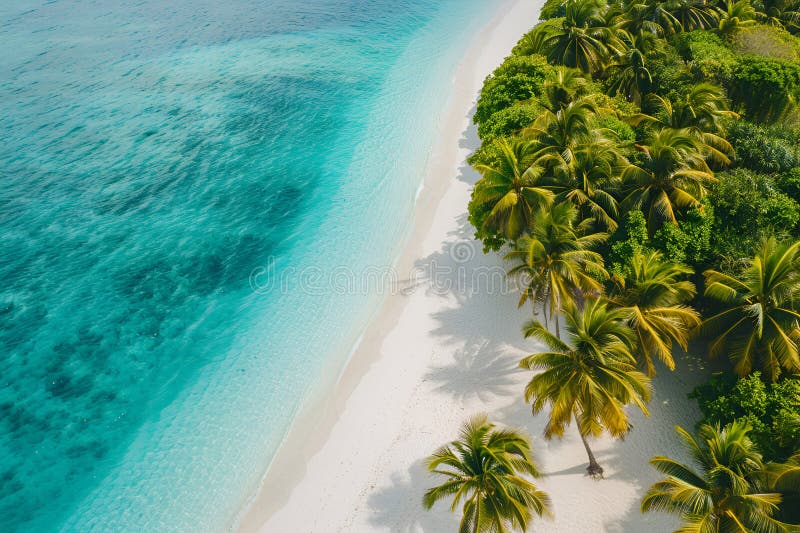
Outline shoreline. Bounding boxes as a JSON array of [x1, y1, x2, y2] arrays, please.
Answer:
[[234, 0, 539, 529], [236, 0, 703, 530]]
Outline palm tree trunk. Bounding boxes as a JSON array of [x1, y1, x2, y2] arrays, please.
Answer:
[[574, 413, 603, 479]]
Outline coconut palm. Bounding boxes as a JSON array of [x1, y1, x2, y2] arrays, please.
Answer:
[[470, 138, 555, 241], [630, 84, 737, 165], [608, 251, 701, 376], [702, 237, 800, 381], [505, 202, 608, 329], [521, 298, 651, 477], [606, 32, 654, 106], [525, 97, 598, 167], [642, 421, 792, 533], [668, 0, 721, 30], [621, 128, 717, 234], [535, 0, 625, 74], [423, 414, 552, 533], [621, 0, 683, 35], [536, 134, 626, 231], [718, 0, 758, 35], [540, 66, 591, 111]]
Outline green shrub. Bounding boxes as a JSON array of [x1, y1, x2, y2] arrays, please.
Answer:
[[673, 30, 738, 84], [477, 102, 541, 141], [728, 122, 797, 173], [474, 55, 554, 125], [777, 167, 800, 200], [539, 0, 565, 20], [690, 372, 800, 462], [705, 168, 800, 268], [606, 210, 651, 274], [730, 55, 800, 121], [652, 206, 714, 267], [594, 114, 636, 142]]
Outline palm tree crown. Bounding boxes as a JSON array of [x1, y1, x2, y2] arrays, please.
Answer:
[[505, 202, 607, 325], [621, 127, 717, 234], [470, 138, 555, 241], [702, 237, 800, 381], [609, 251, 701, 376], [520, 298, 651, 477], [423, 415, 552, 533], [642, 421, 792, 533]]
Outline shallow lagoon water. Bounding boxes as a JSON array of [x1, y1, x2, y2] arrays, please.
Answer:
[[0, 0, 502, 529]]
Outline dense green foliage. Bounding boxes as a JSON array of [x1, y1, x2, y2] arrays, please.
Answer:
[[690, 372, 800, 462]]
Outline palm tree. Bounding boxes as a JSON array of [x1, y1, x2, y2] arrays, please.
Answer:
[[505, 202, 608, 330], [536, 134, 626, 231], [608, 251, 701, 376], [540, 66, 591, 111], [521, 298, 651, 477], [606, 32, 654, 106], [630, 84, 737, 165], [423, 414, 552, 532], [621, 0, 683, 36], [470, 138, 555, 241], [535, 0, 625, 74], [668, 0, 721, 30], [642, 421, 792, 533], [621, 127, 717, 234], [525, 98, 598, 165], [718, 0, 758, 36], [702, 237, 800, 381]]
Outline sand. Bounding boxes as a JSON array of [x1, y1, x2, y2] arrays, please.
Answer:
[[236, 0, 707, 530]]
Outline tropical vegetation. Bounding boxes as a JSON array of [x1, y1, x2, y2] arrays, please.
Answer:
[[426, 0, 800, 527]]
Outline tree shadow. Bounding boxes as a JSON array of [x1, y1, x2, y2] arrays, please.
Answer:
[[424, 342, 522, 402], [366, 458, 460, 533]]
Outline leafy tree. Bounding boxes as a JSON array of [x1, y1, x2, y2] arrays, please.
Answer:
[[651, 205, 714, 266], [478, 103, 542, 141], [474, 55, 554, 125], [423, 415, 552, 532], [642, 421, 792, 533], [521, 298, 651, 477], [690, 372, 800, 461], [673, 29, 738, 83], [621, 128, 717, 234], [608, 251, 701, 375], [730, 55, 800, 121], [607, 210, 652, 273], [505, 202, 607, 325], [702, 237, 800, 381], [468, 138, 555, 244]]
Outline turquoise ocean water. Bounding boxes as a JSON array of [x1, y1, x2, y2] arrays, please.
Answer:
[[0, 0, 504, 530]]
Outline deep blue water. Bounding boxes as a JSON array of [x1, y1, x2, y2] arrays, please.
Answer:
[[0, 0, 500, 530]]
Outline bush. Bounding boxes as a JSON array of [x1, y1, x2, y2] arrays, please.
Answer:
[[777, 167, 800, 200], [673, 30, 738, 84], [539, 0, 565, 20], [729, 55, 800, 122], [594, 114, 636, 142], [728, 122, 797, 173], [606, 210, 651, 275], [477, 103, 541, 141], [474, 55, 554, 125], [690, 372, 800, 462], [652, 206, 714, 267], [706, 168, 800, 268]]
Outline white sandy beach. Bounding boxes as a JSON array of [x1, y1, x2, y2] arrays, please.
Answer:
[[237, 0, 707, 531]]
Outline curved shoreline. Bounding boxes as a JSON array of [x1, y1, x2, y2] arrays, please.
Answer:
[[234, 0, 540, 529]]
